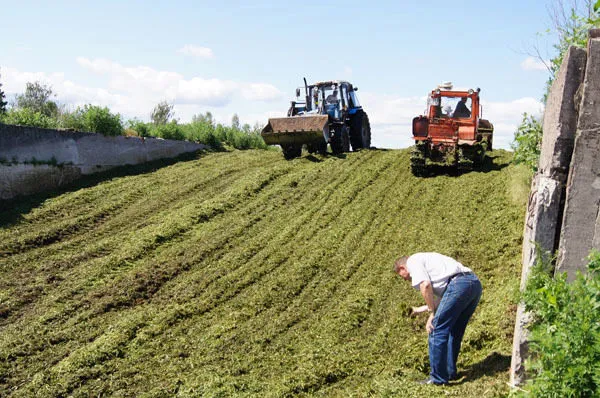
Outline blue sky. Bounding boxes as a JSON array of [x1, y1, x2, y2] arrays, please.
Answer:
[[1, 0, 557, 149]]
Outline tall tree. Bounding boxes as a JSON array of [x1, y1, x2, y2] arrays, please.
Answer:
[[231, 113, 240, 130], [0, 69, 9, 114], [15, 81, 58, 117], [151, 101, 174, 125]]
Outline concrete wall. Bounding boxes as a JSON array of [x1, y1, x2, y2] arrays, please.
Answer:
[[0, 124, 205, 200], [556, 35, 600, 277], [509, 45, 587, 387], [510, 30, 600, 387]]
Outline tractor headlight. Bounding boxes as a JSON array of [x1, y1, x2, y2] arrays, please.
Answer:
[[468, 89, 474, 94], [435, 89, 441, 95]]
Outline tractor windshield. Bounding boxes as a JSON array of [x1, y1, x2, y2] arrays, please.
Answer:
[[321, 85, 340, 106], [307, 84, 342, 118], [430, 96, 472, 119]]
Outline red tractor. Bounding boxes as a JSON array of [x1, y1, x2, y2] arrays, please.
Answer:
[[411, 83, 493, 175]]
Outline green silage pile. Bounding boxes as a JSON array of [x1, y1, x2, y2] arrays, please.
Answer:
[[0, 149, 528, 397]]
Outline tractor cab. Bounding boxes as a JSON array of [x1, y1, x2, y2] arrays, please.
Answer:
[[290, 81, 361, 121]]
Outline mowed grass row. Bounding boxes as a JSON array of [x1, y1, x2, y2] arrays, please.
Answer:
[[0, 149, 528, 397]]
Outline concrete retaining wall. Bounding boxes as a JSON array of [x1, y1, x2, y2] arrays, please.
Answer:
[[556, 36, 600, 277], [510, 30, 600, 387], [509, 45, 587, 387], [0, 124, 205, 200]]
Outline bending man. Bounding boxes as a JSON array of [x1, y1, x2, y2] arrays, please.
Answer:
[[393, 252, 482, 385]]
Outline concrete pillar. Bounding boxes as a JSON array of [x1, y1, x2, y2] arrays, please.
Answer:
[[556, 37, 600, 279], [509, 45, 587, 387]]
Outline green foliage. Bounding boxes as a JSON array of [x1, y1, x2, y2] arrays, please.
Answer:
[[151, 100, 174, 125], [127, 112, 267, 151], [79, 105, 123, 136], [511, 113, 543, 172], [0, 150, 525, 396], [520, 251, 600, 397], [514, 3, 599, 163], [153, 120, 185, 140], [60, 105, 123, 136], [544, 3, 600, 99], [1, 107, 58, 129], [1, 82, 265, 150], [15, 81, 59, 117], [127, 118, 150, 137]]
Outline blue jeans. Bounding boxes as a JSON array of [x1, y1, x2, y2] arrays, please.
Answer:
[[428, 273, 482, 384]]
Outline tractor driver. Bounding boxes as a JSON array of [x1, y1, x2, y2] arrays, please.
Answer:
[[453, 97, 471, 118], [326, 89, 339, 104]]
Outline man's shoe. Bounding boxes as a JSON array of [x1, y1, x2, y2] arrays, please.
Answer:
[[418, 377, 447, 385]]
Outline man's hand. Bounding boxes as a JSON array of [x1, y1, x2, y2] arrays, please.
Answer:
[[410, 305, 429, 317], [426, 313, 435, 334]]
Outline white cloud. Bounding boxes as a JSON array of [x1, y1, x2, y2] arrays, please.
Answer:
[[521, 56, 549, 71], [177, 45, 214, 59], [240, 83, 283, 101], [2, 60, 284, 122]]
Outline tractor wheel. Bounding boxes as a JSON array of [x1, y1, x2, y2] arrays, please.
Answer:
[[410, 143, 426, 176], [350, 111, 372, 151], [473, 143, 486, 166], [331, 126, 350, 155], [457, 146, 474, 171], [282, 144, 302, 160], [307, 141, 327, 154]]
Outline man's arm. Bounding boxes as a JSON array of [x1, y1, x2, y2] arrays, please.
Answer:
[[419, 280, 437, 334], [419, 280, 437, 312]]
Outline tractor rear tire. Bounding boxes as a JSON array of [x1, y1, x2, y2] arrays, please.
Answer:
[[331, 126, 350, 155], [282, 144, 302, 160], [350, 111, 372, 151]]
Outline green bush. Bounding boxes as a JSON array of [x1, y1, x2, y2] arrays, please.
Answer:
[[153, 121, 185, 141], [520, 251, 600, 397], [1, 108, 58, 129], [59, 105, 123, 136], [127, 119, 150, 137], [511, 113, 542, 172], [80, 105, 123, 136]]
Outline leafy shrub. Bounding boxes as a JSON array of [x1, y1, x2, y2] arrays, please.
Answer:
[[511, 113, 542, 172], [183, 122, 223, 150], [520, 251, 600, 397], [127, 119, 150, 137], [59, 105, 123, 136], [1, 108, 58, 129], [58, 108, 87, 131], [80, 105, 123, 136], [153, 121, 185, 141]]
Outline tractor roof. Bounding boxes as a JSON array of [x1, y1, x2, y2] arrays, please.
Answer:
[[431, 88, 481, 96], [311, 80, 352, 87]]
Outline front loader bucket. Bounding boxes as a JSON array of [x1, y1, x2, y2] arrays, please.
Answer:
[[261, 115, 329, 146]]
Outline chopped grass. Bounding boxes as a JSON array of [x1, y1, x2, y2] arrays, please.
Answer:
[[0, 149, 526, 397]]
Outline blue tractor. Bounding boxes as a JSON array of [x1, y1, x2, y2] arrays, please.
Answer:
[[261, 78, 371, 159]]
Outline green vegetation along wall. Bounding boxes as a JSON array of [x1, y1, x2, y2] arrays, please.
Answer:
[[0, 149, 529, 397]]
